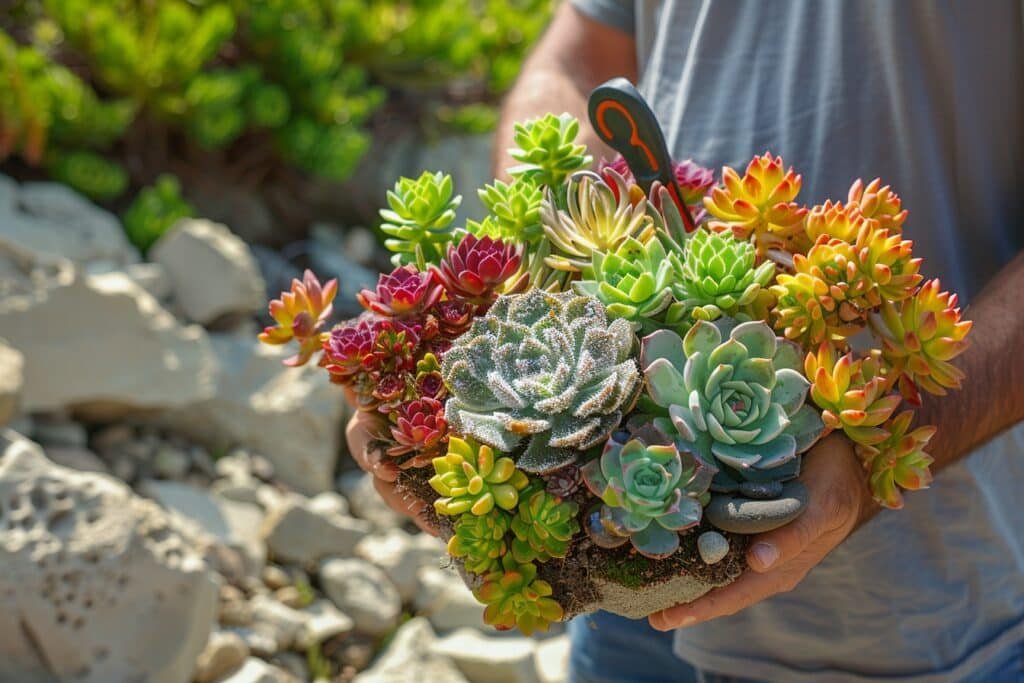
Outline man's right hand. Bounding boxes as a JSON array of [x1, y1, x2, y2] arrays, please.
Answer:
[[344, 408, 438, 536]]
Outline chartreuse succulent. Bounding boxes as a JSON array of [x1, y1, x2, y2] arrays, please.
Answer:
[[429, 437, 529, 516], [671, 228, 775, 322], [642, 320, 825, 491], [573, 236, 673, 332], [507, 113, 592, 188], [509, 485, 580, 563], [857, 411, 936, 509], [582, 438, 711, 558], [379, 171, 462, 268], [448, 509, 511, 574], [469, 179, 545, 248], [474, 556, 563, 635], [442, 290, 641, 474]]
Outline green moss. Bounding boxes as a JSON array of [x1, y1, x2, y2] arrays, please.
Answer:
[[597, 554, 654, 590]]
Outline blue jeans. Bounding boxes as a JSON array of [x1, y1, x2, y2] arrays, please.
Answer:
[[568, 612, 1024, 683]]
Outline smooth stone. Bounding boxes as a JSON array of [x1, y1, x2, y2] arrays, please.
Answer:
[[738, 480, 784, 500], [705, 480, 809, 534], [697, 531, 730, 565]]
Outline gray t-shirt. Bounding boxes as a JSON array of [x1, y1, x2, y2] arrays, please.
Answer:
[[571, 1, 1024, 681]]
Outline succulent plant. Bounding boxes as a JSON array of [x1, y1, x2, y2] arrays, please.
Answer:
[[387, 397, 449, 465], [509, 486, 580, 563], [470, 179, 545, 247], [848, 178, 907, 233], [435, 234, 525, 306], [671, 228, 775, 322], [358, 265, 444, 318], [442, 290, 641, 474], [788, 238, 876, 327], [259, 270, 338, 366], [415, 353, 446, 401], [704, 153, 808, 256], [541, 171, 656, 273], [572, 235, 674, 332], [379, 171, 461, 268], [474, 556, 563, 635], [507, 113, 592, 188], [803, 201, 872, 245], [321, 318, 421, 407], [429, 437, 530, 516], [857, 411, 935, 509], [870, 279, 972, 400], [852, 228, 923, 305], [642, 320, 825, 491], [448, 509, 511, 574], [599, 154, 714, 205], [770, 271, 860, 347], [804, 345, 901, 445], [581, 437, 711, 558]]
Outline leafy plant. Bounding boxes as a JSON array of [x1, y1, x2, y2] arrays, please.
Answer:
[[448, 508, 511, 574], [474, 556, 563, 635], [121, 175, 195, 252], [379, 172, 461, 268], [509, 486, 580, 563], [508, 113, 591, 188], [429, 436, 530, 516]]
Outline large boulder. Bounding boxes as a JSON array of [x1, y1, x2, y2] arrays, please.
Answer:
[[0, 339, 23, 424], [150, 218, 265, 325], [0, 430, 219, 683], [155, 332, 347, 493], [0, 178, 139, 268], [0, 243, 218, 415]]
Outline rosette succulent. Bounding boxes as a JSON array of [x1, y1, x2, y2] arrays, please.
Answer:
[[582, 437, 711, 558], [770, 271, 860, 347], [358, 265, 444, 319], [388, 397, 448, 465], [448, 509, 511, 574], [803, 201, 872, 245], [474, 557, 563, 635], [572, 235, 673, 332], [429, 437, 530, 516], [470, 178, 544, 247], [642, 320, 825, 490], [435, 234, 524, 306], [259, 270, 337, 366], [509, 487, 580, 563], [442, 290, 641, 474], [599, 154, 714, 205], [848, 178, 907, 232], [507, 113, 592, 188], [857, 411, 936, 509], [379, 171, 461, 267], [671, 228, 775, 321]]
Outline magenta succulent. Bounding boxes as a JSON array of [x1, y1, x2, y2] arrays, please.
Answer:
[[435, 234, 523, 305], [599, 154, 714, 204], [358, 265, 444, 318], [388, 397, 449, 465]]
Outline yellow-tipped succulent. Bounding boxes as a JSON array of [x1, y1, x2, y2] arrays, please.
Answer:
[[474, 556, 563, 635], [847, 178, 908, 233], [857, 411, 936, 509], [852, 227, 923, 305], [771, 271, 860, 347], [259, 269, 337, 366], [429, 437, 530, 516]]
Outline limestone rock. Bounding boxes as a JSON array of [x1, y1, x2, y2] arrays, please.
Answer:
[[123, 262, 173, 301], [414, 567, 484, 632], [354, 617, 469, 683], [0, 430, 218, 683], [155, 332, 346, 493], [195, 630, 249, 683], [355, 528, 445, 601], [250, 595, 309, 650], [150, 218, 265, 324], [0, 255, 217, 414], [0, 341, 23, 424], [219, 657, 289, 683], [0, 179, 139, 267], [320, 558, 402, 637], [263, 494, 370, 565], [337, 470, 405, 531], [431, 629, 540, 683], [296, 599, 354, 649]]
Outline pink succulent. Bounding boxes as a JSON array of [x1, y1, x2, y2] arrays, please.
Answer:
[[358, 265, 443, 318], [259, 269, 338, 366], [388, 397, 449, 464], [435, 235, 522, 305], [598, 154, 715, 205]]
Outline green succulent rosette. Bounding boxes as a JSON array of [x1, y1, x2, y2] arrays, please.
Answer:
[[448, 509, 511, 574], [509, 486, 580, 563], [641, 319, 825, 491], [507, 113, 592, 188], [379, 170, 461, 268]]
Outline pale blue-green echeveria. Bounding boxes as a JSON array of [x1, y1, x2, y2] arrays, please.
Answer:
[[581, 437, 712, 558], [641, 319, 825, 491], [442, 290, 640, 474]]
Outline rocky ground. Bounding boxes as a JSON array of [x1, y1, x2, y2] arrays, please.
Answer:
[[0, 174, 568, 683]]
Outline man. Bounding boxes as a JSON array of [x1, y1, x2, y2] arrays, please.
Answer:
[[347, 2, 1024, 681]]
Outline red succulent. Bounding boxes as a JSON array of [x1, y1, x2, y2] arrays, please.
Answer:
[[599, 154, 714, 205], [435, 235, 522, 305], [358, 265, 443, 318], [259, 270, 338, 366], [322, 318, 420, 384], [432, 299, 475, 338], [388, 397, 449, 466]]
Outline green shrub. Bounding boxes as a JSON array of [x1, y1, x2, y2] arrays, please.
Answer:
[[122, 175, 194, 252]]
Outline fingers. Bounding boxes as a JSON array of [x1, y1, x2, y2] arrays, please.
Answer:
[[345, 410, 397, 481], [373, 476, 439, 537]]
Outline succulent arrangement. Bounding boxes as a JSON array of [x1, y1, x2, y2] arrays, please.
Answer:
[[261, 95, 970, 632]]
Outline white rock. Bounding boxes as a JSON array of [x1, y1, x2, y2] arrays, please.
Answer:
[[219, 657, 289, 683], [355, 617, 469, 683], [535, 636, 570, 683], [0, 340, 23, 424], [154, 332, 346, 493], [355, 528, 445, 602], [309, 490, 350, 518], [141, 480, 266, 572], [432, 629, 540, 683], [150, 218, 265, 324], [213, 477, 264, 507], [45, 446, 109, 474], [414, 567, 485, 632], [263, 494, 370, 565], [250, 595, 309, 650], [0, 257, 217, 414], [697, 531, 730, 565], [123, 261, 172, 301], [338, 470, 406, 531], [296, 599, 354, 649], [228, 626, 279, 658], [319, 558, 402, 637], [195, 630, 249, 683], [0, 180, 139, 267], [0, 430, 218, 683]]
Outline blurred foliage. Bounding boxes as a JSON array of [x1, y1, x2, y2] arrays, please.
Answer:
[[0, 0, 552, 210], [122, 174, 194, 252]]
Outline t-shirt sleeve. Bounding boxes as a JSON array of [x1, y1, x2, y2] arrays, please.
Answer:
[[570, 0, 635, 34]]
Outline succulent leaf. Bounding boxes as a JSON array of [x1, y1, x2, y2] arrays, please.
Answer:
[[856, 411, 935, 509], [259, 269, 337, 366], [509, 486, 580, 563], [448, 509, 511, 574], [429, 437, 529, 516], [474, 556, 563, 635], [379, 171, 462, 268], [507, 113, 592, 188]]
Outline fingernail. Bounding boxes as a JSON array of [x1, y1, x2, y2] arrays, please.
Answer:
[[752, 543, 779, 569], [677, 616, 697, 628]]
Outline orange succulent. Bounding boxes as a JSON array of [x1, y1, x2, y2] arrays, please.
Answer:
[[259, 270, 338, 366]]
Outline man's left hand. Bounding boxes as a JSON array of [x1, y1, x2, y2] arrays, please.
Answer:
[[649, 433, 877, 631]]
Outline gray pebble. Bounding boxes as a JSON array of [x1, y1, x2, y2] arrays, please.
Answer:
[[738, 480, 784, 500], [705, 480, 809, 534], [697, 531, 730, 565]]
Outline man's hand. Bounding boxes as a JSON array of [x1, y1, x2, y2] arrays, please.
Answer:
[[345, 407, 438, 536], [649, 433, 876, 631]]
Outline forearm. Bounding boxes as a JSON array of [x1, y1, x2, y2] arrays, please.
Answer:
[[493, 2, 637, 177], [917, 252, 1024, 466]]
